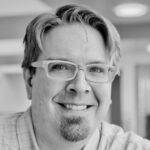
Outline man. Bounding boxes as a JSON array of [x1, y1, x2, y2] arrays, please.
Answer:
[[0, 4, 150, 150]]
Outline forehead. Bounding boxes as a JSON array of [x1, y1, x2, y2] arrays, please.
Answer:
[[40, 23, 106, 63]]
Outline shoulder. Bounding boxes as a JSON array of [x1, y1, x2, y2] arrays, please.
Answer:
[[99, 121, 150, 150], [0, 112, 24, 149], [0, 112, 23, 131]]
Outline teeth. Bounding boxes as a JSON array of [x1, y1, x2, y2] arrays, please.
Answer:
[[64, 104, 87, 110]]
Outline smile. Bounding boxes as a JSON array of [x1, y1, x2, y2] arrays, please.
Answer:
[[57, 103, 92, 111]]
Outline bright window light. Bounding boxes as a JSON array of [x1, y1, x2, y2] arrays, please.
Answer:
[[0, 39, 23, 56], [114, 3, 148, 17], [146, 44, 150, 53], [0, 65, 22, 74]]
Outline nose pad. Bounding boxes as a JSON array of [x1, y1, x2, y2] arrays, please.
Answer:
[[66, 71, 91, 94]]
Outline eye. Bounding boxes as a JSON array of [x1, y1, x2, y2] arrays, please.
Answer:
[[89, 66, 106, 73], [53, 64, 66, 70], [49, 64, 69, 71], [109, 67, 115, 73]]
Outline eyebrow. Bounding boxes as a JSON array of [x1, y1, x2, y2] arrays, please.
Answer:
[[45, 58, 72, 62], [87, 61, 106, 64], [45, 58, 106, 64]]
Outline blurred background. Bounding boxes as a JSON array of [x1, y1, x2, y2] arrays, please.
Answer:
[[0, 0, 150, 139]]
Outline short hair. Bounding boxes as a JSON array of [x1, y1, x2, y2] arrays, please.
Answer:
[[21, 4, 121, 75]]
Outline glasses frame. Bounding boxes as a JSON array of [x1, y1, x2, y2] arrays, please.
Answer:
[[31, 60, 119, 83]]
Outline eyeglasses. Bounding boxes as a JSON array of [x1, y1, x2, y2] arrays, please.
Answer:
[[31, 60, 118, 83]]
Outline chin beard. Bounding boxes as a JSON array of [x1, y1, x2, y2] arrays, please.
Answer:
[[60, 116, 90, 142]]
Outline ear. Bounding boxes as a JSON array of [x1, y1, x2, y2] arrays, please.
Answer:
[[23, 69, 33, 100]]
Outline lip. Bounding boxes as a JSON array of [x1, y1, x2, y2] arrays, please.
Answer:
[[55, 102, 95, 112], [59, 102, 91, 107]]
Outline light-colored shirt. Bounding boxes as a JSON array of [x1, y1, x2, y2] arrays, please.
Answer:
[[0, 107, 150, 150]]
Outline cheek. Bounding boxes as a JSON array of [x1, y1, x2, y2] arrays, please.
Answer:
[[92, 83, 112, 119], [32, 73, 68, 115], [31, 75, 66, 122], [32, 75, 66, 102], [92, 83, 112, 104]]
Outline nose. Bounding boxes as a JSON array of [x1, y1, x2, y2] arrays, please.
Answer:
[[66, 70, 91, 94]]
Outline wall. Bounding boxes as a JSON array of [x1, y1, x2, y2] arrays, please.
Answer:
[[121, 39, 150, 136], [0, 73, 30, 113]]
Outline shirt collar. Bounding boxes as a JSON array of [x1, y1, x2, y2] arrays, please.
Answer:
[[83, 127, 101, 150]]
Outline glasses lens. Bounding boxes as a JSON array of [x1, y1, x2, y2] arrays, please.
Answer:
[[86, 64, 110, 82], [47, 62, 76, 80]]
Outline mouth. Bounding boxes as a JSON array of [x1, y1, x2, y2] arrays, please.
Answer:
[[57, 103, 93, 111]]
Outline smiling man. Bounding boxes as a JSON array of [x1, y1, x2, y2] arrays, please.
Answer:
[[0, 4, 150, 150], [30, 23, 112, 148]]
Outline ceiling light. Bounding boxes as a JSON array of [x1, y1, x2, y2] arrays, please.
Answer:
[[114, 2, 148, 17]]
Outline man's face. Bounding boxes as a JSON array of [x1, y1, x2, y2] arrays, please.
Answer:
[[30, 23, 112, 143]]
